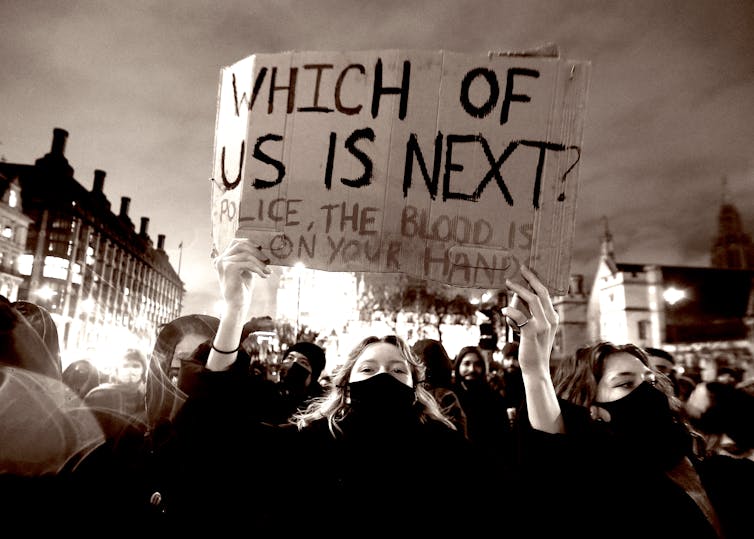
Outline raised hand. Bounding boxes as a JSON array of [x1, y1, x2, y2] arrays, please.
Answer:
[[502, 266, 564, 434], [208, 238, 271, 371]]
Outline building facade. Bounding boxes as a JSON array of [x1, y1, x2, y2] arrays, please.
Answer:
[[0, 175, 32, 301], [583, 213, 754, 372], [0, 128, 184, 364]]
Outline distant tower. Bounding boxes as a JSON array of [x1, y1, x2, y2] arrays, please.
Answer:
[[711, 176, 754, 269], [600, 216, 618, 273]]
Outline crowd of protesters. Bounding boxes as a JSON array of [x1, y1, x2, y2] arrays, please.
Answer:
[[2, 242, 754, 536]]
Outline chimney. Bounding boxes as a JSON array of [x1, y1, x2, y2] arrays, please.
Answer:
[[157, 234, 166, 250], [140, 217, 149, 236], [92, 169, 106, 193], [51, 128, 68, 156], [119, 196, 131, 218]]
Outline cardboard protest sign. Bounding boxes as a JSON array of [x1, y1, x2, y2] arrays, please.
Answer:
[[211, 48, 590, 294]]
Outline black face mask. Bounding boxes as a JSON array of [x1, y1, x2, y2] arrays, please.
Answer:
[[595, 381, 688, 469], [348, 373, 416, 419], [281, 362, 311, 391]]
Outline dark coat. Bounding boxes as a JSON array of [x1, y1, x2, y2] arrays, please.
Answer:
[[517, 399, 754, 539], [161, 342, 513, 537]]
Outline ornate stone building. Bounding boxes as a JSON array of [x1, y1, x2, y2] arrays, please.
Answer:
[[0, 128, 184, 362]]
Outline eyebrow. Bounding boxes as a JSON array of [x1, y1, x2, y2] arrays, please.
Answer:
[[606, 371, 640, 382]]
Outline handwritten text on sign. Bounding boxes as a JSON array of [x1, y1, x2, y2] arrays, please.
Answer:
[[211, 50, 589, 294]]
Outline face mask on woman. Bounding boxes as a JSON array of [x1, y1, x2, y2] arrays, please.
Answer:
[[348, 373, 415, 419], [595, 381, 688, 468]]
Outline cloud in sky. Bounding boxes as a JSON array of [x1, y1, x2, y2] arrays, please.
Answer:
[[1, 0, 752, 314]]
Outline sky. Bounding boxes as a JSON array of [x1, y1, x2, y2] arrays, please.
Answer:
[[2, 0, 753, 316]]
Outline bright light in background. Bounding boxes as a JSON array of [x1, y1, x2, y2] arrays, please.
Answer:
[[663, 287, 686, 305], [470, 297, 480, 305], [79, 297, 95, 314], [481, 292, 492, 303], [34, 285, 56, 300]]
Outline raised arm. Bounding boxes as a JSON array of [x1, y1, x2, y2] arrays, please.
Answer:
[[206, 238, 271, 371], [502, 266, 564, 434]]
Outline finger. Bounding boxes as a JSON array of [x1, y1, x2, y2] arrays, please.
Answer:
[[506, 280, 543, 321], [519, 266, 557, 321], [219, 252, 271, 277]]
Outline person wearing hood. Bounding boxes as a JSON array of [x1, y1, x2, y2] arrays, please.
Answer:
[[160, 238, 513, 537], [264, 341, 327, 425]]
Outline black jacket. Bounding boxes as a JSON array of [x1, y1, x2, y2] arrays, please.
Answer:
[[160, 342, 514, 536]]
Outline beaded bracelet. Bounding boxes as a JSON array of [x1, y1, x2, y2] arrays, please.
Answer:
[[211, 343, 240, 354]]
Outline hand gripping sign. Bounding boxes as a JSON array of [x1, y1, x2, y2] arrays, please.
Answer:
[[210, 47, 590, 295]]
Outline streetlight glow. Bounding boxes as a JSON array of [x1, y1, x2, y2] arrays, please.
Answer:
[[663, 287, 686, 305]]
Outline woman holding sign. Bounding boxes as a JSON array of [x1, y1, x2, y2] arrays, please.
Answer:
[[504, 274, 754, 539], [161, 237, 525, 536]]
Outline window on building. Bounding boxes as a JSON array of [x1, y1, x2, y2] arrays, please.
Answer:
[[8, 189, 18, 208], [2, 226, 12, 239], [638, 320, 650, 340]]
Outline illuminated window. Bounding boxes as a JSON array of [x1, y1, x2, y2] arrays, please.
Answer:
[[8, 190, 18, 208], [1, 226, 11, 239]]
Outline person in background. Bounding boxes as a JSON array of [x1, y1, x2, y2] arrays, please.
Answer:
[[452, 344, 516, 466], [500, 340, 526, 410], [146, 314, 220, 433], [0, 298, 150, 535], [685, 379, 754, 461], [62, 359, 102, 399], [12, 299, 63, 376], [263, 341, 327, 425], [412, 338, 468, 436], [504, 266, 754, 539], [160, 238, 509, 536], [85, 349, 148, 422], [645, 346, 680, 396]]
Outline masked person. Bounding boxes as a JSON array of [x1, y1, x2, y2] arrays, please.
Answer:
[[160, 238, 512, 537], [264, 341, 326, 425], [503, 267, 754, 539]]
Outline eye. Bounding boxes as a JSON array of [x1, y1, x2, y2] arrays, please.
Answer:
[[392, 366, 407, 374]]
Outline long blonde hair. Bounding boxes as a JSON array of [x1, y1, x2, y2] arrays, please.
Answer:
[[292, 335, 456, 435]]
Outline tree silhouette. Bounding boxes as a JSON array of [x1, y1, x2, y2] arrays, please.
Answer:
[[357, 275, 479, 342]]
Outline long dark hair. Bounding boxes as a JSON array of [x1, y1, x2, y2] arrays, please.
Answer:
[[553, 341, 683, 414]]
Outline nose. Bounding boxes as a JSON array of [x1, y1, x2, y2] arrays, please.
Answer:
[[642, 371, 656, 384]]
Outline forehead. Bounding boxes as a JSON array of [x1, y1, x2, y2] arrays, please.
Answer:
[[601, 352, 649, 380], [354, 342, 407, 366], [460, 352, 483, 363], [122, 357, 143, 368], [286, 351, 310, 362], [647, 355, 673, 370]]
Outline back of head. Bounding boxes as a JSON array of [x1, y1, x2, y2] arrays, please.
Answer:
[[151, 314, 220, 374], [146, 314, 220, 430], [62, 359, 101, 399], [412, 338, 453, 387], [0, 296, 61, 380], [645, 347, 674, 364], [502, 341, 519, 359], [13, 300, 62, 373]]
